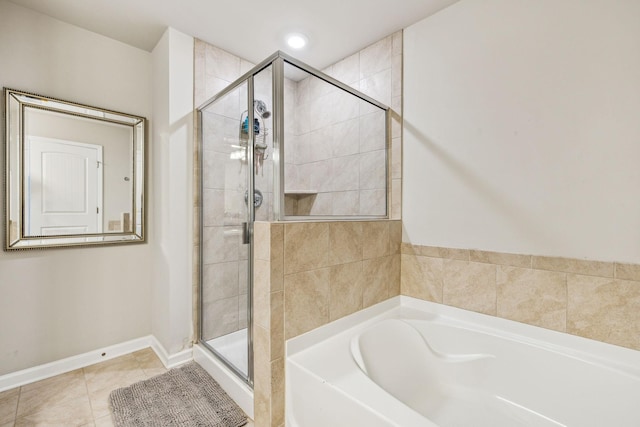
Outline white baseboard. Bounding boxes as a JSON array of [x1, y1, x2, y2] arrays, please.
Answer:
[[0, 335, 194, 392], [150, 336, 193, 368]]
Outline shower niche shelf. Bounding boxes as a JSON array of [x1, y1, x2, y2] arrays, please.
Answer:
[[284, 190, 318, 196]]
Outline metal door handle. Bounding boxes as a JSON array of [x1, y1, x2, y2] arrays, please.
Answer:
[[242, 222, 250, 244]]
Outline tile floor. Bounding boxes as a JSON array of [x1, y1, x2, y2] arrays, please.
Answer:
[[0, 349, 254, 426]]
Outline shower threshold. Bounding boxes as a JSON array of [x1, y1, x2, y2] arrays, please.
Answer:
[[207, 328, 248, 376]]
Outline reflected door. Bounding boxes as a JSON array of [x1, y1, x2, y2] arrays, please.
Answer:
[[200, 81, 252, 381], [25, 137, 103, 236]]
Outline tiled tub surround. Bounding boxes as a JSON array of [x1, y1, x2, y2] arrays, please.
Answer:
[[252, 220, 401, 427], [283, 31, 403, 219], [401, 243, 640, 352]]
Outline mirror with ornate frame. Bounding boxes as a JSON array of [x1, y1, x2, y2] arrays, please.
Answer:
[[3, 88, 146, 250]]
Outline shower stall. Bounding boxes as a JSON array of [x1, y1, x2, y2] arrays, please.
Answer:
[[197, 51, 389, 389]]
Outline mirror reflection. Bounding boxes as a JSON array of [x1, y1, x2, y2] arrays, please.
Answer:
[[4, 88, 146, 250]]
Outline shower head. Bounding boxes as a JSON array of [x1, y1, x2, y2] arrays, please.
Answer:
[[254, 100, 271, 119]]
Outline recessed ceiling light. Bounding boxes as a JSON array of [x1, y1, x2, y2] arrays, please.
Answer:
[[286, 33, 308, 49]]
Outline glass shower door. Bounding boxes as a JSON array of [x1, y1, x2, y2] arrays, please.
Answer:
[[200, 80, 252, 381]]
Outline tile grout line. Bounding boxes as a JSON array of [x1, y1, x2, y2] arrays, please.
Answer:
[[12, 386, 22, 425]]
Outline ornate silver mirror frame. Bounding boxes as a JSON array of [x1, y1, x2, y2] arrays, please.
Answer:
[[3, 88, 146, 250]]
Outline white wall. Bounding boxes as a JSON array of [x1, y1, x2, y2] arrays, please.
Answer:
[[403, 0, 640, 263], [150, 28, 194, 355], [0, 1, 153, 375]]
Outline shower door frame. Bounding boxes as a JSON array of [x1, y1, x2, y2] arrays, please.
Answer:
[[197, 69, 263, 387], [197, 51, 391, 387]]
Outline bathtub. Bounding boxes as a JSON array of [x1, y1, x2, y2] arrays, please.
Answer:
[[286, 296, 640, 427]]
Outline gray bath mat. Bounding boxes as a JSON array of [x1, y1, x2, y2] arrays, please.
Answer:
[[109, 361, 247, 427]]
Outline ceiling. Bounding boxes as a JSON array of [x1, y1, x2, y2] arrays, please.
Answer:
[[9, 0, 459, 70]]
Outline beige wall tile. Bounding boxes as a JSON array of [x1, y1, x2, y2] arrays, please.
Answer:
[[360, 189, 387, 216], [284, 223, 329, 274], [270, 358, 285, 427], [253, 259, 270, 329], [284, 268, 330, 339], [388, 254, 402, 297], [391, 178, 402, 219], [359, 150, 386, 190], [567, 275, 640, 350], [270, 224, 284, 292], [202, 297, 239, 339], [270, 291, 285, 361], [329, 261, 364, 321], [329, 222, 363, 266], [202, 262, 239, 303], [392, 31, 403, 57], [363, 257, 394, 308], [330, 53, 360, 86], [389, 221, 402, 255], [332, 191, 360, 216], [401, 255, 443, 303], [253, 325, 271, 427], [205, 44, 240, 82], [359, 35, 392, 80], [443, 260, 497, 316], [401, 242, 416, 255], [254, 222, 271, 261], [615, 263, 640, 282], [392, 53, 402, 99], [497, 267, 567, 332], [532, 256, 613, 278], [363, 221, 390, 259], [403, 244, 469, 261], [470, 250, 531, 268], [391, 137, 402, 180]]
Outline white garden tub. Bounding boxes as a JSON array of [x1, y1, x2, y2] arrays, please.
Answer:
[[286, 296, 640, 427]]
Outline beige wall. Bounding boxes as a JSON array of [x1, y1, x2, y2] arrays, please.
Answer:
[[0, 0, 152, 375], [401, 244, 640, 351], [401, 0, 640, 354], [253, 220, 401, 426], [403, 0, 640, 263]]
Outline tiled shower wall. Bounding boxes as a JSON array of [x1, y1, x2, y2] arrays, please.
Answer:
[[401, 244, 640, 352], [194, 32, 403, 340], [284, 31, 403, 218], [252, 220, 402, 426]]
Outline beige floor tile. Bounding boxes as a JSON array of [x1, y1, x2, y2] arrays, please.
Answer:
[[17, 371, 87, 419], [87, 386, 113, 420], [21, 369, 84, 394], [94, 415, 115, 427], [131, 348, 164, 370], [83, 356, 147, 394], [14, 393, 93, 426], [0, 387, 19, 424], [1, 421, 16, 427]]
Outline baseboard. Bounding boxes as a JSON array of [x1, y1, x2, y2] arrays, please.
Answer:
[[0, 336, 152, 392], [0, 335, 194, 392], [150, 336, 193, 368]]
